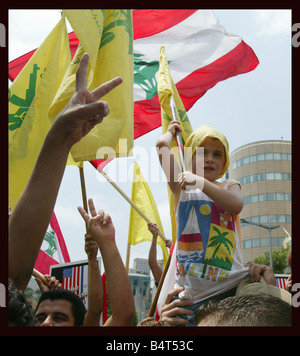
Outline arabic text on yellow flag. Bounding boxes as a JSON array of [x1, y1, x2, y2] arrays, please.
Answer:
[[128, 162, 169, 266], [157, 46, 194, 244], [49, 10, 134, 163], [8, 15, 71, 209]]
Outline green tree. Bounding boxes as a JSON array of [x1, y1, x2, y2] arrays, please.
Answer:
[[254, 246, 290, 274]]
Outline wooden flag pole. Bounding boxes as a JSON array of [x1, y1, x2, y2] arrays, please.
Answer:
[[147, 253, 171, 317], [147, 95, 187, 318], [99, 169, 169, 245], [32, 269, 49, 286], [170, 95, 187, 172], [125, 243, 131, 274], [79, 164, 89, 234]]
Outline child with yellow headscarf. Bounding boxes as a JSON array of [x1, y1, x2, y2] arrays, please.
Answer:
[[156, 121, 249, 326]]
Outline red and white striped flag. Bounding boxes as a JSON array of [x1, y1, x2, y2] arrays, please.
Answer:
[[61, 264, 87, 296], [97, 9, 258, 169], [276, 276, 288, 290], [9, 10, 258, 170], [131, 9, 259, 137], [34, 212, 70, 275]]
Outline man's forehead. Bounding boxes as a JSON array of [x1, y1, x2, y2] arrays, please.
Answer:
[[36, 299, 73, 314]]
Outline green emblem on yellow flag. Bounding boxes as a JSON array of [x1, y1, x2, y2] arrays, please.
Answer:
[[8, 15, 71, 209], [49, 10, 134, 163]]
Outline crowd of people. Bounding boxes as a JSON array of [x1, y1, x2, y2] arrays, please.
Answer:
[[8, 53, 292, 328]]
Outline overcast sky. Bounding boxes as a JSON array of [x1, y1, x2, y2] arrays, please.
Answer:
[[8, 10, 292, 277]]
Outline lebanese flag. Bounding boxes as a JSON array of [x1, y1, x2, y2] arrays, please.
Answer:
[[95, 9, 259, 169], [9, 10, 259, 171], [34, 212, 71, 275]]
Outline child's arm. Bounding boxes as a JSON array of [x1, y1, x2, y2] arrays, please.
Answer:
[[156, 121, 182, 198], [202, 179, 244, 215], [179, 172, 244, 215], [148, 222, 163, 285]]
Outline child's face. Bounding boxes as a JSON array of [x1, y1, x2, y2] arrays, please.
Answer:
[[192, 137, 226, 181]]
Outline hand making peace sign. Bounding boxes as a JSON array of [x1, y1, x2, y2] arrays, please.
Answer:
[[78, 198, 116, 247], [53, 53, 123, 147]]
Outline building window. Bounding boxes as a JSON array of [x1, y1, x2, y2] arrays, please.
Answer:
[[252, 239, 261, 247], [242, 236, 287, 249], [232, 152, 291, 169], [244, 240, 252, 249], [260, 238, 269, 247], [237, 172, 291, 186], [241, 215, 291, 226]]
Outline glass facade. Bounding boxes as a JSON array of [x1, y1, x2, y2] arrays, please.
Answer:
[[243, 192, 291, 204], [237, 172, 291, 186], [242, 237, 286, 249], [241, 214, 291, 226], [232, 152, 291, 169]]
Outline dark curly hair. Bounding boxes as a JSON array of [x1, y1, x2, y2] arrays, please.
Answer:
[[8, 279, 38, 326]]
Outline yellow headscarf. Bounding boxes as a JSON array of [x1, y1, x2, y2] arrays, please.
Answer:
[[184, 125, 229, 179]]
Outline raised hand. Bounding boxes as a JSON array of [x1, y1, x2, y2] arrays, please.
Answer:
[[78, 198, 115, 247], [53, 53, 123, 146]]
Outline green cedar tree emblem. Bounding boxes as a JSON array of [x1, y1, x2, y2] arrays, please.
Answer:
[[43, 230, 58, 258]]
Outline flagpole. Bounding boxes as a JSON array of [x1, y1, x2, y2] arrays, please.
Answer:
[[147, 95, 187, 318], [125, 243, 131, 274], [79, 164, 89, 234], [147, 253, 171, 317], [32, 269, 49, 286], [99, 169, 169, 245], [170, 95, 187, 172]]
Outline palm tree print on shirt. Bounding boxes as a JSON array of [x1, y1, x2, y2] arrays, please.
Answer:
[[204, 225, 236, 271]]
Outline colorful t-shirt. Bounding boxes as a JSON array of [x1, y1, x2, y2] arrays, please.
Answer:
[[174, 179, 248, 302]]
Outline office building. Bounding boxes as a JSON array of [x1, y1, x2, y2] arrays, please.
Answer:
[[133, 258, 150, 275], [229, 140, 291, 262]]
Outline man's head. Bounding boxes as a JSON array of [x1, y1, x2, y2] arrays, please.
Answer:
[[35, 289, 86, 326], [8, 279, 38, 326], [194, 293, 291, 327]]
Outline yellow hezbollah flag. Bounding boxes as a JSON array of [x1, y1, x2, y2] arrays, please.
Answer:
[[8, 15, 71, 209], [128, 162, 169, 266], [282, 226, 291, 249], [49, 10, 134, 163], [157, 46, 193, 244]]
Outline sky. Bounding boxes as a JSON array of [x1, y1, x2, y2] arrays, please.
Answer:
[[8, 9, 292, 279]]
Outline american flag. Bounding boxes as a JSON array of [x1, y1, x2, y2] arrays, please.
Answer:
[[62, 265, 88, 302], [275, 274, 289, 290], [276, 277, 287, 290]]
